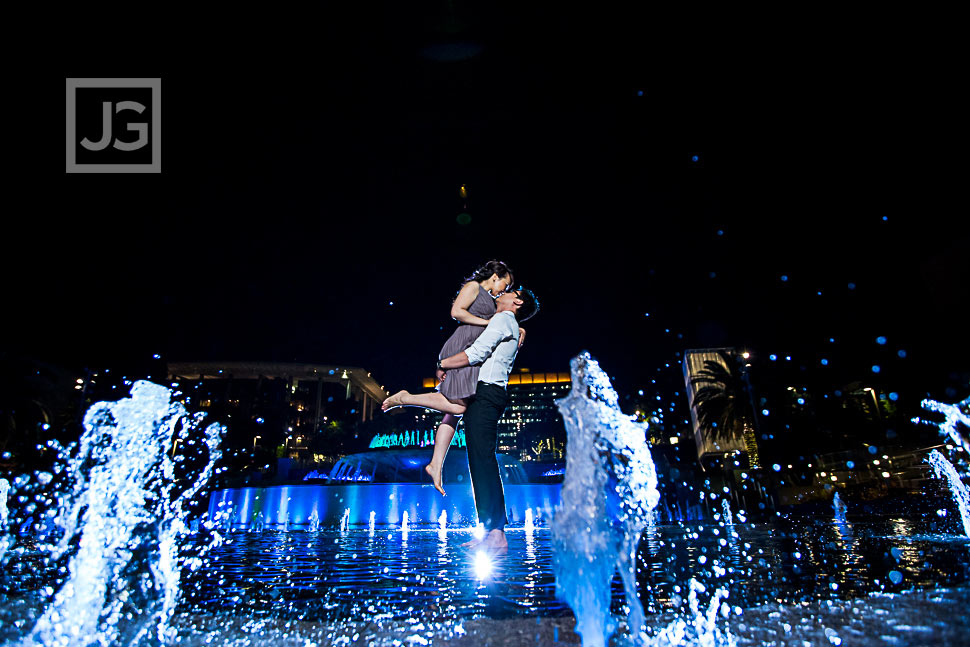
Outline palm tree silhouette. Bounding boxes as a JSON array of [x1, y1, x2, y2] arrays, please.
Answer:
[[689, 350, 761, 468]]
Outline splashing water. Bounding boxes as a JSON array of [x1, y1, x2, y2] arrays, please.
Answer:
[[525, 507, 535, 533], [552, 352, 661, 647], [0, 478, 10, 565], [926, 450, 970, 537], [920, 395, 970, 454], [438, 510, 448, 530], [369, 510, 376, 535], [833, 492, 848, 525], [473, 522, 485, 539], [340, 508, 351, 532], [402, 511, 410, 536], [22, 380, 223, 647], [720, 499, 733, 527], [641, 580, 735, 647], [0, 478, 8, 526]]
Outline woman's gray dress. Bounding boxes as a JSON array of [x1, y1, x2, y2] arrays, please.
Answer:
[[437, 285, 496, 401]]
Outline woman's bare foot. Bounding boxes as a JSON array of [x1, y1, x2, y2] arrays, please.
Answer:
[[425, 463, 446, 496], [382, 390, 409, 411]]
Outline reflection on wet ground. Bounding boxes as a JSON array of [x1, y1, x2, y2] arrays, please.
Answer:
[[178, 516, 970, 623], [3, 516, 969, 645]]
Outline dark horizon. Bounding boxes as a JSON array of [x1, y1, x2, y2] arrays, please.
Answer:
[[5, 10, 968, 405]]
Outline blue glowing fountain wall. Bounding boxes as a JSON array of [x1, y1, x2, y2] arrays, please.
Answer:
[[209, 481, 561, 529]]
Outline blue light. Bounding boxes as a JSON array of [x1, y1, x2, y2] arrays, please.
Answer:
[[772, 464, 781, 472], [846, 461, 855, 469], [889, 392, 899, 401], [848, 283, 856, 290], [762, 409, 770, 416], [868, 445, 878, 454], [637, 90, 644, 96], [780, 275, 788, 282], [638, 390, 644, 396], [876, 336, 887, 345], [897, 350, 907, 358], [829, 338, 835, 343], [691, 155, 699, 162], [716, 229, 724, 236], [821, 359, 829, 366], [872, 365, 881, 373], [797, 398, 805, 405], [882, 216, 889, 221], [644, 312, 649, 317], [770, 354, 777, 361]]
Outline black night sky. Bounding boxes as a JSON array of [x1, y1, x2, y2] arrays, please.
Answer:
[[6, 8, 968, 403]]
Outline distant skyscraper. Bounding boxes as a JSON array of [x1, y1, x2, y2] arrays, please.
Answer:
[[682, 348, 761, 468]]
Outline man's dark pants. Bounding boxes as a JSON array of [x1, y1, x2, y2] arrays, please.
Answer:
[[464, 381, 509, 531]]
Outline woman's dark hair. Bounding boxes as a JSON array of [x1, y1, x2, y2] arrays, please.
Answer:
[[513, 288, 539, 322], [465, 260, 514, 287]]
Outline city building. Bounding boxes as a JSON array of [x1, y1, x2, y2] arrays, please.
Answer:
[[422, 368, 571, 458], [167, 361, 387, 461], [682, 348, 761, 468]]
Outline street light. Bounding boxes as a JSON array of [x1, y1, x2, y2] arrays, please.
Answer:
[[253, 435, 261, 448]]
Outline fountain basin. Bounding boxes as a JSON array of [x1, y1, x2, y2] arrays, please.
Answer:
[[208, 482, 562, 530]]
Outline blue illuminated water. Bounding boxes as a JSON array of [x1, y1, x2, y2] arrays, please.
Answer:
[[1, 381, 223, 647], [208, 481, 559, 530], [167, 518, 970, 624], [552, 352, 659, 647], [927, 450, 970, 537], [4, 514, 970, 644], [833, 492, 848, 525], [2, 377, 970, 646]]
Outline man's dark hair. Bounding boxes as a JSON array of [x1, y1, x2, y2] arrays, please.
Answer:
[[513, 288, 539, 322]]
